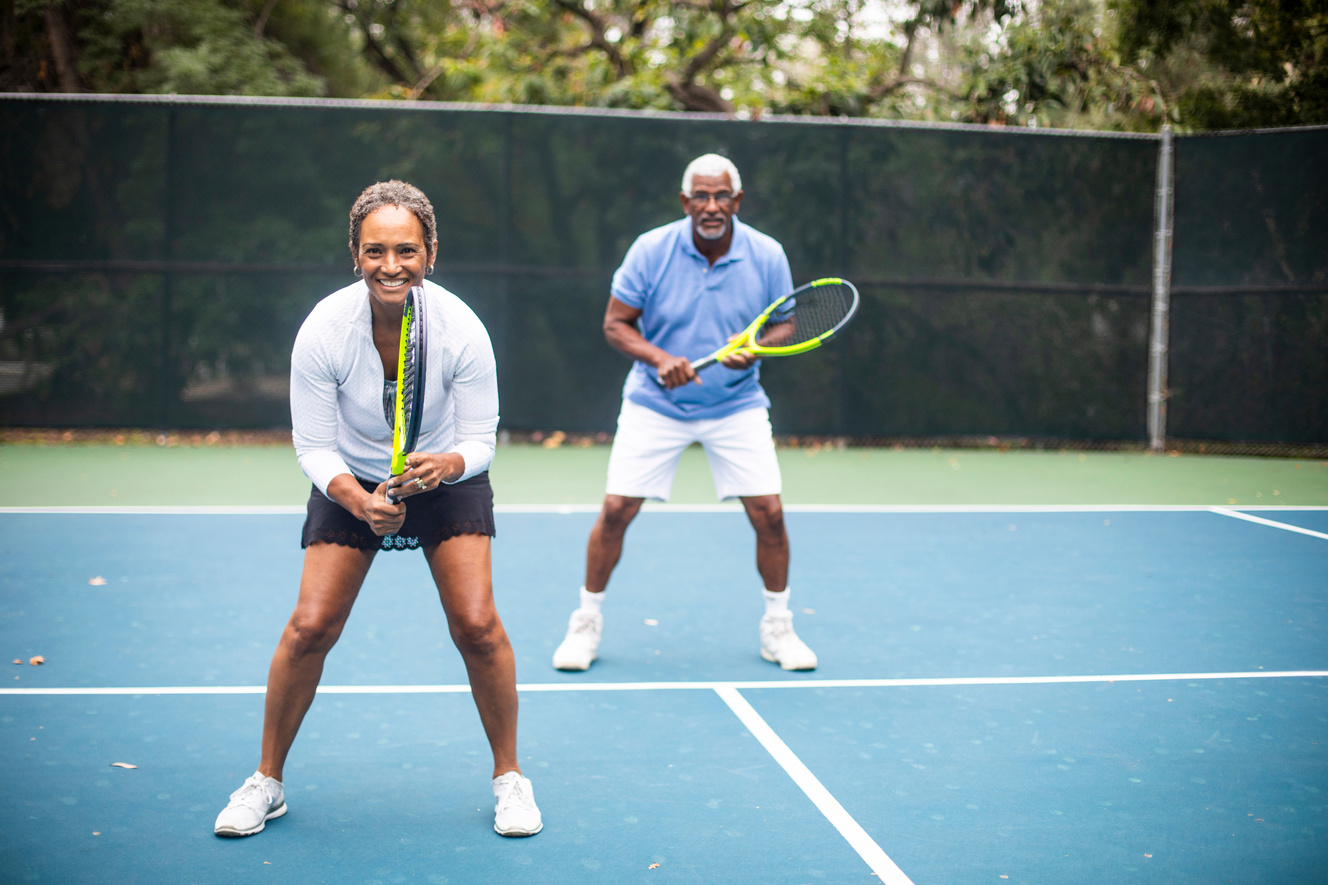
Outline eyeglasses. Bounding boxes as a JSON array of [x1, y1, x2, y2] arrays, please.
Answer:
[[687, 191, 735, 207]]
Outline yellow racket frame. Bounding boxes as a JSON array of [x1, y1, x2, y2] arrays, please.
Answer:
[[389, 296, 415, 476], [691, 277, 858, 371]]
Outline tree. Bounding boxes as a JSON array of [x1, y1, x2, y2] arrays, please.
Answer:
[[1111, 0, 1328, 128], [4, 0, 1323, 129], [2, 0, 375, 96]]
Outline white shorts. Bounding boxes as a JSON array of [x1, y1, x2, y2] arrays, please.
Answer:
[[605, 399, 782, 501]]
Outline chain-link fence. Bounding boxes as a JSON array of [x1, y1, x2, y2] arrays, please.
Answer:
[[1, 95, 1324, 448]]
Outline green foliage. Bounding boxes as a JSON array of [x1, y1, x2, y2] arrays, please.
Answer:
[[3, 0, 376, 96], [1111, 0, 1328, 128], [4, 0, 1322, 129]]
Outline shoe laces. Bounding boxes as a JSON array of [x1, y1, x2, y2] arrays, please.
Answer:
[[495, 775, 534, 812], [569, 611, 599, 635], [763, 611, 794, 641], [229, 774, 276, 809]]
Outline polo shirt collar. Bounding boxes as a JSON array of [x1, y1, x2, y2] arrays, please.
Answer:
[[678, 216, 749, 268]]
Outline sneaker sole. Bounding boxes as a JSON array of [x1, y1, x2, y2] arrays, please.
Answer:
[[214, 802, 287, 837], [494, 819, 544, 837], [552, 650, 596, 671], [761, 649, 817, 671]]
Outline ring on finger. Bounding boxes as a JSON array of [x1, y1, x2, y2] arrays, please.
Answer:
[[414, 477, 427, 490]]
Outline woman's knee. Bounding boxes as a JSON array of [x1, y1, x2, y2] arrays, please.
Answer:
[[449, 607, 506, 658], [283, 609, 346, 658]]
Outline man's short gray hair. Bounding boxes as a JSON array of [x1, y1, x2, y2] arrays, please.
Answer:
[[681, 154, 742, 196]]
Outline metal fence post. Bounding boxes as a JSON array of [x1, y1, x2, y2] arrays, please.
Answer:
[[1147, 124, 1174, 450], [158, 95, 177, 427]]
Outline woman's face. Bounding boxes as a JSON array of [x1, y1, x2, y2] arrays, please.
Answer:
[[355, 205, 435, 308]]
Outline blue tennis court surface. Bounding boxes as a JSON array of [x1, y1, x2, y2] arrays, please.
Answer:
[[2, 506, 1326, 883]]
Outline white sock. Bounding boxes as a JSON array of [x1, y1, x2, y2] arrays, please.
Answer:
[[579, 586, 604, 614], [762, 587, 790, 616]]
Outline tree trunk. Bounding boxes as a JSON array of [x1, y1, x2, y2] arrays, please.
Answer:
[[44, 5, 82, 93]]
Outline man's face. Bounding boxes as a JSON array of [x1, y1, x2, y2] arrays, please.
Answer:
[[682, 172, 743, 242]]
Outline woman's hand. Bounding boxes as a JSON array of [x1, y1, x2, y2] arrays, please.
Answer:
[[387, 452, 465, 501], [361, 481, 407, 536]]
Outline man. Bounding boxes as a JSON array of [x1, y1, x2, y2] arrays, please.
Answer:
[[552, 153, 817, 672]]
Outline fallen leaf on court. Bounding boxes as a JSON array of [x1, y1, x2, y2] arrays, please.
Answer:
[[92, 832, 100, 836], [1144, 854, 1152, 858], [11, 660, 19, 665], [28, 656, 44, 666], [648, 863, 660, 870], [111, 762, 137, 769], [89, 576, 107, 586], [643, 618, 659, 626]]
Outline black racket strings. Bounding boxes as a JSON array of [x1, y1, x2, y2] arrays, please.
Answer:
[[762, 282, 854, 348], [399, 290, 427, 449]]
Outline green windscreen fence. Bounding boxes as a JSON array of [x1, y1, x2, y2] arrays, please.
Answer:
[[0, 95, 1324, 444]]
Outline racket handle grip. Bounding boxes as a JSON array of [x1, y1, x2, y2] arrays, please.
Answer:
[[689, 355, 717, 372]]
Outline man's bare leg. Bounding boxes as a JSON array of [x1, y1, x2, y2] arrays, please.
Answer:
[[584, 494, 645, 594]]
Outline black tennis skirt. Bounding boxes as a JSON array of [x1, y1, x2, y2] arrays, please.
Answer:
[[301, 473, 495, 551]]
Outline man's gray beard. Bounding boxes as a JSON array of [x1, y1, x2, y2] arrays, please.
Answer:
[[695, 220, 728, 241]]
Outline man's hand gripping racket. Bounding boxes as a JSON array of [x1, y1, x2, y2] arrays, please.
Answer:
[[657, 278, 860, 387]]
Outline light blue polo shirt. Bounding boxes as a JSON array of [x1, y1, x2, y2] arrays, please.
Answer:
[[612, 216, 794, 420]]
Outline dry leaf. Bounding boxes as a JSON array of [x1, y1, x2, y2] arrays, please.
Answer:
[[11, 659, 20, 665], [1144, 854, 1152, 858], [89, 576, 107, 586], [92, 832, 100, 836], [111, 762, 137, 769], [648, 863, 660, 870], [28, 656, 44, 666]]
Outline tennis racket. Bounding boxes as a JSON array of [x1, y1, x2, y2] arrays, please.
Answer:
[[688, 277, 860, 373], [387, 286, 427, 502]]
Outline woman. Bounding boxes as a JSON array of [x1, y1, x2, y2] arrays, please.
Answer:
[[213, 180, 541, 838]]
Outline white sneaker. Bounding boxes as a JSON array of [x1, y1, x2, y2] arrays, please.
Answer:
[[760, 611, 818, 670], [493, 771, 543, 836], [552, 608, 602, 671], [214, 771, 286, 837]]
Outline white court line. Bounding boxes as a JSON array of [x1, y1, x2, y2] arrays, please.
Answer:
[[3, 504, 1327, 515], [715, 686, 915, 885], [1210, 507, 1328, 541], [3, 670, 1325, 696]]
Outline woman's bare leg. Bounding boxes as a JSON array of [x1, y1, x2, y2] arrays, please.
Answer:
[[424, 534, 520, 778], [258, 542, 376, 782]]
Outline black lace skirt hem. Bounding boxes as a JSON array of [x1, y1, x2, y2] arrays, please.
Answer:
[[301, 473, 495, 551]]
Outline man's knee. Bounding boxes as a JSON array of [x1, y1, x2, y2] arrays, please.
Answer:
[[744, 496, 786, 540], [599, 495, 644, 534]]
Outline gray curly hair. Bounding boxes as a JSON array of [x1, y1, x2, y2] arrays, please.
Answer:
[[348, 180, 437, 262]]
